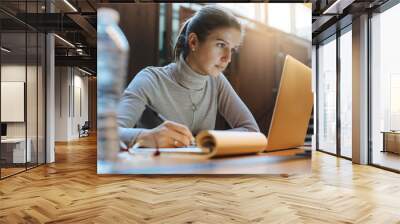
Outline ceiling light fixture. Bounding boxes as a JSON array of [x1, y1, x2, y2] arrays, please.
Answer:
[[63, 0, 78, 12], [76, 49, 85, 56], [323, 0, 355, 15], [78, 67, 93, 76], [54, 34, 75, 48], [1, 47, 11, 53]]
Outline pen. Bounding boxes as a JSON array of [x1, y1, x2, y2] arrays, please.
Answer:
[[120, 141, 128, 151], [157, 112, 196, 146], [157, 112, 167, 123], [128, 141, 141, 154], [120, 140, 140, 154]]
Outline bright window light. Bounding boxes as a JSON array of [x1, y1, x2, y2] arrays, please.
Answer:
[[268, 4, 291, 34]]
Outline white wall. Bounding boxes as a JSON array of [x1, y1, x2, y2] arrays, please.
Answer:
[[54, 67, 89, 141], [54, 67, 69, 141]]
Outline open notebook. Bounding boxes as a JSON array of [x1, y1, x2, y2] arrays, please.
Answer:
[[134, 55, 313, 158]]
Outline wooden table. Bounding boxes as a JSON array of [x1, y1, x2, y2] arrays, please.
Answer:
[[97, 148, 311, 175]]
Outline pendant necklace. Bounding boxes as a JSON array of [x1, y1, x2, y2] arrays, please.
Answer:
[[188, 90, 201, 128]]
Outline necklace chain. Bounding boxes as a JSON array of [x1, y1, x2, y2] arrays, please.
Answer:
[[189, 91, 199, 112], [187, 83, 206, 128], [188, 92, 198, 128]]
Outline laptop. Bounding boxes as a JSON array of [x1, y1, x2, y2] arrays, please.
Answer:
[[263, 55, 313, 151]]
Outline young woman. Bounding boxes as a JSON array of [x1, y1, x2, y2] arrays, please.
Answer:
[[117, 5, 259, 148]]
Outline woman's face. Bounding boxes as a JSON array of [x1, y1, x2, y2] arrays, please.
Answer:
[[187, 27, 242, 77]]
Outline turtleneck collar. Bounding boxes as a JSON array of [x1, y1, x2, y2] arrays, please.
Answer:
[[174, 54, 209, 90]]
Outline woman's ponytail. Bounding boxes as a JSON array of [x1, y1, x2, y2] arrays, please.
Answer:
[[173, 19, 191, 62]]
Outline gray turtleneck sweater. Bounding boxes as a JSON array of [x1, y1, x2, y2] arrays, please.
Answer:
[[117, 56, 260, 145]]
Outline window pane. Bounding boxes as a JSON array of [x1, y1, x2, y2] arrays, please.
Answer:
[[268, 4, 291, 33], [318, 38, 337, 154], [295, 4, 311, 40], [371, 3, 400, 171], [340, 29, 352, 158], [217, 3, 258, 21]]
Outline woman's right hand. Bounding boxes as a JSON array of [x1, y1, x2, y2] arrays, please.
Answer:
[[135, 121, 194, 148]]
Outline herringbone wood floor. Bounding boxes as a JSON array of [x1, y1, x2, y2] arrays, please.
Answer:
[[1, 134, 400, 223]]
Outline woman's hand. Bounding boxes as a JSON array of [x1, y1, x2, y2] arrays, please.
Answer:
[[136, 121, 194, 148]]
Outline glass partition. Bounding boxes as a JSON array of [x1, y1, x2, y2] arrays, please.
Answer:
[[27, 30, 38, 169], [1, 30, 28, 178], [0, 1, 46, 179]]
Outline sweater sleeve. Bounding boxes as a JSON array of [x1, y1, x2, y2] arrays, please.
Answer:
[[217, 74, 260, 132], [117, 69, 153, 145]]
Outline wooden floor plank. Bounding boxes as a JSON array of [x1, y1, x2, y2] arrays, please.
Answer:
[[0, 134, 400, 223]]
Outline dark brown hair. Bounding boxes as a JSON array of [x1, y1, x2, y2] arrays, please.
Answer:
[[173, 5, 241, 61]]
